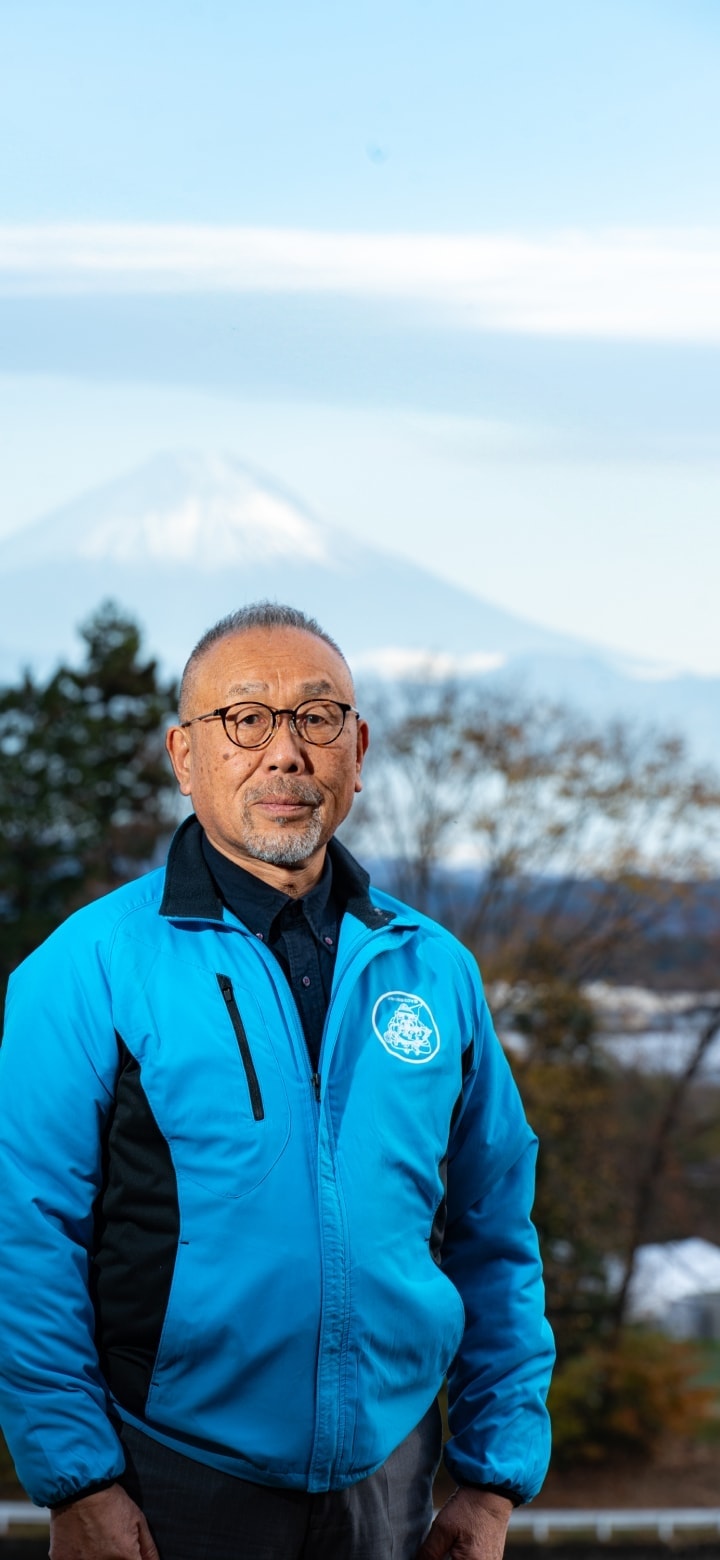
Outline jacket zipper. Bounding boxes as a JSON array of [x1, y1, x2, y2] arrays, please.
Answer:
[[307, 922, 414, 1488], [309, 932, 399, 1109], [217, 917, 415, 1488], [216, 974, 265, 1121]]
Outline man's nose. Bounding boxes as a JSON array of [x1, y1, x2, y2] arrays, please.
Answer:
[[261, 711, 309, 770]]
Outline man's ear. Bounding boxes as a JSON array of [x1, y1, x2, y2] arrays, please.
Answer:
[[355, 719, 370, 794], [166, 725, 193, 797]]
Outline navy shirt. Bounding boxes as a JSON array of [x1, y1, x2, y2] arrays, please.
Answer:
[[200, 834, 340, 1070]]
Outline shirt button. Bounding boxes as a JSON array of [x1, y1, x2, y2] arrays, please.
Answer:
[[302, 976, 311, 987], [324, 936, 334, 946], [255, 931, 264, 941]]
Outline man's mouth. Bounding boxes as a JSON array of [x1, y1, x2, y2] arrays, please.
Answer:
[[258, 801, 310, 813], [251, 789, 323, 819]]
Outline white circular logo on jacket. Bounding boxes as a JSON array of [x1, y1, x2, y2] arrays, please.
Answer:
[[372, 991, 440, 1064]]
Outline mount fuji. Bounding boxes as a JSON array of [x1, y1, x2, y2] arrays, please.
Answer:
[[1, 450, 718, 767], [0, 450, 588, 672]]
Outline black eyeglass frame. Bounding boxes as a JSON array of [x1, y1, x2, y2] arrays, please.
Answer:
[[179, 699, 360, 749]]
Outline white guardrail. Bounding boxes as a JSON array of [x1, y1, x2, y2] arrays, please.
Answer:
[[0, 1502, 49, 1532], [509, 1506, 720, 1544], [2, 1502, 720, 1545]]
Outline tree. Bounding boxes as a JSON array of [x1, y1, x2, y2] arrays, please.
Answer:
[[347, 677, 720, 984], [344, 677, 720, 1363], [611, 998, 720, 1331], [0, 601, 178, 1005]]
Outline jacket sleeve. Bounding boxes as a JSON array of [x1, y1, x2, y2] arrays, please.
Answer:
[[441, 949, 555, 1504], [0, 918, 126, 1507]]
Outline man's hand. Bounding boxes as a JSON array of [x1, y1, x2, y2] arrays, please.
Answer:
[[417, 1487, 513, 1560], [49, 1483, 160, 1560]]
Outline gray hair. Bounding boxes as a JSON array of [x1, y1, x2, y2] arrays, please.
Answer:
[[179, 601, 349, 719]]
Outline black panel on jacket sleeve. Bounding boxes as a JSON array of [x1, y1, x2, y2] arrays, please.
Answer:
[[90, 1038, 180, 1415]]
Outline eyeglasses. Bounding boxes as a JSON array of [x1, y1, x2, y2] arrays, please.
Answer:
[[180, 699, 359, 749]]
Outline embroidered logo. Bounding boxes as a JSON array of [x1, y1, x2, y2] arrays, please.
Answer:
[[372, 991, 440, 1065]]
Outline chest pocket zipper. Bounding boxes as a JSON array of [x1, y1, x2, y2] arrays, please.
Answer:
[[216, 974, 265, 1121]]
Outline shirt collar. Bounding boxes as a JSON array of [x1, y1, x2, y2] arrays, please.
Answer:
[[201, 830, 335, 943]]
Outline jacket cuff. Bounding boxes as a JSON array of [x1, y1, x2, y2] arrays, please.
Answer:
[[452, 1476, 524, 1507], [48, 1476, 120, 1511]]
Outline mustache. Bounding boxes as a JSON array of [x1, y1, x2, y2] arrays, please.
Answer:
[[247, 783, 324, 806]]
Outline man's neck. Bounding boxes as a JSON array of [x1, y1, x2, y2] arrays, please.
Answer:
[[202, 834, 327, 898]]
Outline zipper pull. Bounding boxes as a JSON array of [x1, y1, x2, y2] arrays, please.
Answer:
[[311, 1072, 321, 1103]]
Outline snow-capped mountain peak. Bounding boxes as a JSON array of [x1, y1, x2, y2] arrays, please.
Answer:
[[1, 452, 337, 572]]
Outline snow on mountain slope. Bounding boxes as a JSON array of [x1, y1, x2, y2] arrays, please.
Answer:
[[0, 452, 340, 571]]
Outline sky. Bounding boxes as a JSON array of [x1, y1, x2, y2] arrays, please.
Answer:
[[2, 0, 720, 674]]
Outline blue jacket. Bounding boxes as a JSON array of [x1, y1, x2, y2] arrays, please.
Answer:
[[0, 819, 553, 1508]]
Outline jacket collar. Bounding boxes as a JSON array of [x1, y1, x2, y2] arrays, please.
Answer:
[[159, 814, 394, 930], [159, 815, 224, 921]]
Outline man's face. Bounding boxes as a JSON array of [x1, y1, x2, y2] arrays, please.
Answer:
[[166, 627, 369, 884]]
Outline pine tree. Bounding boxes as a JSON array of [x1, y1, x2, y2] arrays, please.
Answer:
[[0, 601, 178, 1005]]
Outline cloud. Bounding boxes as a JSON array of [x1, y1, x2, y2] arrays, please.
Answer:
[[1, 225, 720, 341]]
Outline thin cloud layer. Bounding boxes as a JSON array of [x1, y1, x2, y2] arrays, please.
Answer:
[[1, 225, 720, 341]]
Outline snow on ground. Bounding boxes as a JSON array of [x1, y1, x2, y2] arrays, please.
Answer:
[[624, 1238, 720, 1322]]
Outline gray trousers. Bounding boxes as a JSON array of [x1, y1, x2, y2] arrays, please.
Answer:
[[118, 1403, 442, 1560]]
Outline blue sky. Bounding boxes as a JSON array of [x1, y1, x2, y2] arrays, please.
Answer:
[[2, 0, 720, 672]]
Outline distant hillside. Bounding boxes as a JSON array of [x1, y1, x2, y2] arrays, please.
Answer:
[[368, 860, 720, 989]]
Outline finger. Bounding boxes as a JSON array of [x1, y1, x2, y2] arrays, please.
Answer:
[[138, 1515, 161, 1560], [416, 1519, 452, 1560]]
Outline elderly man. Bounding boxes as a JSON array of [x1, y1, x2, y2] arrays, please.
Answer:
[[0, 603, 553, 1560]]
